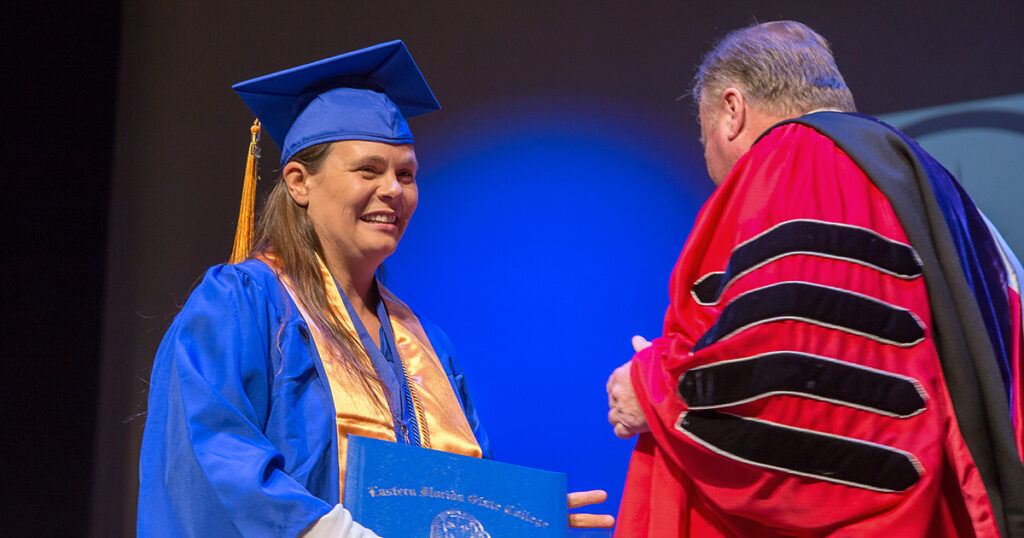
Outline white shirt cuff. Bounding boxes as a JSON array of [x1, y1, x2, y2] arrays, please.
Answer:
[[299, 505, 381, 538]]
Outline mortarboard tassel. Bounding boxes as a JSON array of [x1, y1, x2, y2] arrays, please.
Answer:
[[229, 120, 261, 264]]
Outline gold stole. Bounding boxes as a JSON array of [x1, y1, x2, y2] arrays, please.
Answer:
[[260, 255, 482, 498]]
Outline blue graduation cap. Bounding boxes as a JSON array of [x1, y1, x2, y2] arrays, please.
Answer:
[[233, 40, 440, 166]]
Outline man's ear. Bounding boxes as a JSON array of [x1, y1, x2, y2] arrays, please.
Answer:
[[721, 87, 747, 141], [283, 161, 312, 207]]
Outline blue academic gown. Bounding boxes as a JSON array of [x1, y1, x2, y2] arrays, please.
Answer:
[[137, 259, 491, 537]]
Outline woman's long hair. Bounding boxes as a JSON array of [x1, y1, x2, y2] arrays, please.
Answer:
[[251, 142, 389, 413]]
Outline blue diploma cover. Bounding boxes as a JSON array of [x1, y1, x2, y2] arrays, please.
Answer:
[[344, 436, 568, 536]]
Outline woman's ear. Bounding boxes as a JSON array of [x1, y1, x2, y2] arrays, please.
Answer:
[[283, 161, 312, 206]]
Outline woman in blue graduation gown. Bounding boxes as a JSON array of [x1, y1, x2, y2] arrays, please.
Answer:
[[137, 42, 491, 537]]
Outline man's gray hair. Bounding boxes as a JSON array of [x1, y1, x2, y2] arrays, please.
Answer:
[[693, 21, 856, 116]]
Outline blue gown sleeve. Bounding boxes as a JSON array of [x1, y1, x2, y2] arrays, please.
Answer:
[[138, 264, 333, 537], [418, 317, 493, 459]]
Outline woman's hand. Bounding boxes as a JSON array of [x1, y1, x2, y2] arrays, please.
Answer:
[[567, 490, 615, 528]]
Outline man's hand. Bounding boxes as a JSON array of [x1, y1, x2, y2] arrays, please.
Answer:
[[630, 335, 652, 353], [567, 490, 615, 528], [606, 335, 652, 439]]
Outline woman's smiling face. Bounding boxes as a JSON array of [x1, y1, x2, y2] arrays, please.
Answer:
[[288, 140, 419, 273]]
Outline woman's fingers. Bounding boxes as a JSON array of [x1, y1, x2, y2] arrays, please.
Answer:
[[568, 513, 616, 528], [567, 490, 615, 528]]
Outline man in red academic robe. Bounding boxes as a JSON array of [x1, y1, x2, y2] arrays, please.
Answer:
[[607, 20, 1024, 537]]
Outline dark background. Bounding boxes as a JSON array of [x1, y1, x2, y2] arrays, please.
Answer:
[[5, 2, 1024, 536]]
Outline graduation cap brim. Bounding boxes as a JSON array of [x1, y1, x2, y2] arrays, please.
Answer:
[[232, 40, 440, 163]]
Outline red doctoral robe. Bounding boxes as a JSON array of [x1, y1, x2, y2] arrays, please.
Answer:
[[618, 119, 1015, 537]]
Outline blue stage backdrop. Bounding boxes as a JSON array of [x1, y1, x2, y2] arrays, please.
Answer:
[[382, 100, 711, 522]]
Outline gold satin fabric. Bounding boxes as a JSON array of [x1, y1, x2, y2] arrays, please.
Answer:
[[261, 255, 481, 498], [377, 285, 482, 458]]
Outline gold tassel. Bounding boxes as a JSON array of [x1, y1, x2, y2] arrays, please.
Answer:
[[229, 120, 261, 264]]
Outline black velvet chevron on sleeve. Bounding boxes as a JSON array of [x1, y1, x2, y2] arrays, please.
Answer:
[[677, 410, 922, 492], [679, 352, 926, 417], [692, 282, 925, 351], [692, 219, 922, 305]]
